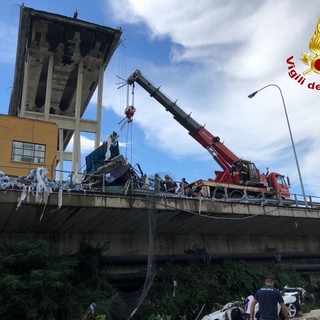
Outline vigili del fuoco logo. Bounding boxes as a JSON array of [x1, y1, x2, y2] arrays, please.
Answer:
[[286, 17, 320, 90]]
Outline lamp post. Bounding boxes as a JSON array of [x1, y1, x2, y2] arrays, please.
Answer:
[[248, 84, 308, 208]]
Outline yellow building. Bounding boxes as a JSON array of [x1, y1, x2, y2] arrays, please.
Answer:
[[0, 114, 58, 179]]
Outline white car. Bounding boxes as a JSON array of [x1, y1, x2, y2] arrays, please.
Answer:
[[282, 290, 302, 318]]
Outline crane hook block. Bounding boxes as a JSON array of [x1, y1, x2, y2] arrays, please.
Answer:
[[125, 105, 136, 120]]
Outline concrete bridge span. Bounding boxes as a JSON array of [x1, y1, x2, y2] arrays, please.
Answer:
[[1, 189, 320, 285]]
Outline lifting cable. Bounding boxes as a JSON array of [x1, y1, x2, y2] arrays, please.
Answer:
[[118, 82, 136, 162], [115, 43, 136, 164]]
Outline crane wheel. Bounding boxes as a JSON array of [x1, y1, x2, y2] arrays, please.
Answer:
[[229, 190, 243, 199], [212, 188, 225, 199]]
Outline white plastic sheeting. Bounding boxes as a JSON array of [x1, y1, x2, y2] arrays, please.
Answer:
[[0, 168, 84, 217]]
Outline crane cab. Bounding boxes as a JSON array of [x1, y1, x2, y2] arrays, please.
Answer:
[[267, 172, 290, 199]]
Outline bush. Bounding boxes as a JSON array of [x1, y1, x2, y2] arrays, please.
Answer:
[[0, 240, 116, 319]]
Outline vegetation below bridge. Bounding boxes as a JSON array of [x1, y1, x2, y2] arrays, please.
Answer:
[[0, 240, 319, 320]]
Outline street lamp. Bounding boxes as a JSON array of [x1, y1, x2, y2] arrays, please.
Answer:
[[248, 84, 308, 208]]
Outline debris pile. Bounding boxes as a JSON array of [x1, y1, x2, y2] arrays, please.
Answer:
[[0, 167, 83, 213]]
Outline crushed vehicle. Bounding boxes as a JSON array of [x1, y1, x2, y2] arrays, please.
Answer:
[[282, 290, 301, 318], [200, 300, 246, 320]]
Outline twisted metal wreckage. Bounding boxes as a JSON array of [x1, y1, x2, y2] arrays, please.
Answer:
[[0, 167, 72, 214], [0, 157, 184, 221]]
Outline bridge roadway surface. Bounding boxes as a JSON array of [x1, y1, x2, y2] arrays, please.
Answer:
[[1, 189, 320, 285]]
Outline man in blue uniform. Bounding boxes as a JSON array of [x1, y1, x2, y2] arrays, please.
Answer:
[[250, 275, 288, 320]]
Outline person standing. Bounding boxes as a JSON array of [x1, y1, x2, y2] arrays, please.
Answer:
[[154, 173, 165, 192], [250, 275, 288, 320], [165, 175, 177, 193], [239, 161, 249, 185], [179, 177, 189, 196], [104, 131, 120, 161], [245, 295, 254, 318]]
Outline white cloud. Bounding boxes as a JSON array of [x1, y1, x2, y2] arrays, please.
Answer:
[[66, 135, 95, 153], [104, 0, 320, 195]]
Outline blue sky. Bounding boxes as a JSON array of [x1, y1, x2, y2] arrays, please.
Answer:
[[1, 0, 320, 198]]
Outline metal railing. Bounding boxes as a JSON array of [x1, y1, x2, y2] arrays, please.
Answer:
[[1, 165, 319, 210]]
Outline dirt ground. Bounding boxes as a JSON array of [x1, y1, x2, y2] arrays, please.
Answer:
[[297, 309, 320, 319]]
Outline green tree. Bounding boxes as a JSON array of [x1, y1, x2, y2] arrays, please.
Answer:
[[0, 240, 116, 319], [0, 240, 77, 319]]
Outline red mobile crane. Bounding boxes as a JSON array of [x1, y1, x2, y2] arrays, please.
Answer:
[[127, 70, 290, 199]]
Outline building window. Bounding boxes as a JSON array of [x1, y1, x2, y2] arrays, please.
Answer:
[[11, 141, 46, 164]]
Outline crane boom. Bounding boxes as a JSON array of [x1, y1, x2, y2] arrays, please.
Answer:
[[126, 69, 290, 198], [127, 69, 240, 172]]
